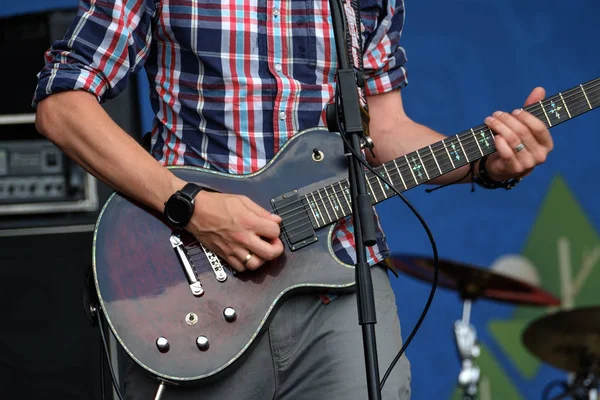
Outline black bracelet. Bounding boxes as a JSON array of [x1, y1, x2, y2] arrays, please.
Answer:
[[473, 155, 522, 190]]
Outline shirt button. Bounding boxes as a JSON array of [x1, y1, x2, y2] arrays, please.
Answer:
[[273, 8, 280, 16], [279, 112, 286, 120], [275, 64, 282, 72]]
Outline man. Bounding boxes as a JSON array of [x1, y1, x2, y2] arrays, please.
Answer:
[[32, 0, 553, 399]]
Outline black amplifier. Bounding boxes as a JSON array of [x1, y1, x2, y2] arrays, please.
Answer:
[[0, 115, 98, 216]]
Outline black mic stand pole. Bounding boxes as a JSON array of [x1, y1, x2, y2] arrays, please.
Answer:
[[326, 0, 381, 399]]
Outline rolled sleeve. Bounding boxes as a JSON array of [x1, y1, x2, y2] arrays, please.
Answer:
[[361, 0, 408, 96], [33, 0, 156, 107]]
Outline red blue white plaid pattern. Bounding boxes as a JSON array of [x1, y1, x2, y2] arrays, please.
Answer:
[[34, 0, 408, 266]]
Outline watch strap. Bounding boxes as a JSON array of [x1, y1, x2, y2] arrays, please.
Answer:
[[178, 182, 203, 200]]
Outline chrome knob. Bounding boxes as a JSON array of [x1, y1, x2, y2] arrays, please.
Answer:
[[156, 337, 170, 353], [223, 307, 237, 322], [196, 336, 209, 351]]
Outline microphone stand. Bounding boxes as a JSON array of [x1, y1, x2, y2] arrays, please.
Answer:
[[326, 0, 381, 398]]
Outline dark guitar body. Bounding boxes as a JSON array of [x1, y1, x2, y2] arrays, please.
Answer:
[[93, 128, 357, 384]]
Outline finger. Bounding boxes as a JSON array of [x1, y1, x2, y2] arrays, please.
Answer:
[[492, 111, 539, 150], [242, 196, 282, 223], [512, 108, 554, 151], [485, 113, 535, 164], [246, 234, 283, 261], [234, 248, 265, 271], [253, 218, 281, 239], [524, 86, 546, 107], [492, 136, 522, 172]]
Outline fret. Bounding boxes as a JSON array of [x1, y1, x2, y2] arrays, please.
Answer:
[[416, 149, 430, 180], [559, 93, 572, 118], [429, 145, 442, 175], [588, 80, 600, 108], [333, 185, 346, 217], [581, 84, 592, 109], [314, 191, 329, 224], [539, 100, 552, 126], [405, 154, 421, 186], [444, 136, 466, 167], [381, 163, 394, 198], [455, 135, 470, 162], [442, 139, 456, 169], [365, 175, 377, 202], [318, 188, 333, 222], [432, 142, 452, 175], [565, 87, 591, 118], [304, 195, 319, 226], [338, 181, 351, 211], [543, 95, 567, 126], [477, 128, 494, 153], [374, 170, 388, 199], [310, 193, 325, 226], [323, 186, 340, 219], [392, 159, 407, 189], [470, 128, 484, 157]]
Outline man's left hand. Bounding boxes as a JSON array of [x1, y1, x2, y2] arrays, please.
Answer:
[[483, 87, 554, 182]]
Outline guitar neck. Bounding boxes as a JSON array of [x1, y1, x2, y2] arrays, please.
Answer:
[[304, 77, 600, 229]]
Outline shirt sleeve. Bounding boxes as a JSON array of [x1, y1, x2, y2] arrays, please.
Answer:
[[32, 0, 156, 107], [360, 0, 408, 96]]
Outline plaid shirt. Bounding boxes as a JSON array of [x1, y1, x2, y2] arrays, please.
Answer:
[[34, 0, 408, 266]]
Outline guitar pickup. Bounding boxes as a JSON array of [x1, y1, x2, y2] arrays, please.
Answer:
[[271, 190, 317, 251]]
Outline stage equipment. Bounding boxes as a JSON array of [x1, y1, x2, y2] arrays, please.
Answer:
[[389, 254, 561, 400], [523, 307, 600, 400]]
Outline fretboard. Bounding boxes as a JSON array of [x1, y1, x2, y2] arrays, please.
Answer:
[[302, 77, 600, 229]]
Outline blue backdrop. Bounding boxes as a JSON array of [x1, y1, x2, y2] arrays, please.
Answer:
[[2, 1, 599, 399]]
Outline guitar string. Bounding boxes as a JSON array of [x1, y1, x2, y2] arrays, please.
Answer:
[[274, 83, 600, 238], [183, 82, 600, 262], [274, 82, 600, 229]]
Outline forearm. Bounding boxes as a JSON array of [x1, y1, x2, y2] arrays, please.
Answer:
[[35, 91, 186, 213], [367, 120, 476, 185]]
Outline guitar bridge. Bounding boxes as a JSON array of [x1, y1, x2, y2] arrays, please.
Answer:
[[170, 234, 204, 296], [271, 190, 317, 251]]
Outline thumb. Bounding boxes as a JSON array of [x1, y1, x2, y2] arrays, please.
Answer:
[[524, 86, 546, 107]]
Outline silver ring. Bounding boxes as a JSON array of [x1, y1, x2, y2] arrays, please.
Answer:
[[515, 143, 526, 153], [242, 252, 253, 266]]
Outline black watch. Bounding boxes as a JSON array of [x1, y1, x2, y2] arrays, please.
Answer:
[[163, 183, 203, 228]]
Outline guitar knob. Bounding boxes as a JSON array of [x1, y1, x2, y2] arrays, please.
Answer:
[[196, 336, 210, 351], [156, 337, 170, 353], [223, 307, 237, 322]]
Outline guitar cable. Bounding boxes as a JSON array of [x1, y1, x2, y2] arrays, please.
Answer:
[[337, 130, 440, 392]]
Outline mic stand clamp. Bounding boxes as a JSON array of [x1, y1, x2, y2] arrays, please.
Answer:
[[454, 299, 481, 400]]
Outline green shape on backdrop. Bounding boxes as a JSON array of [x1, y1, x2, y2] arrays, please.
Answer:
[[488, 319, 540, 379], [484, 175, 600, 396]]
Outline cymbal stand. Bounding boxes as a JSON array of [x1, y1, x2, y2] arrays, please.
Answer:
[[454, 299, 481, 400], [546, 367, 599, 400]]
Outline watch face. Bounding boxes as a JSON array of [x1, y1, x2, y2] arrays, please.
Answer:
[[166, 195, 193, 226]]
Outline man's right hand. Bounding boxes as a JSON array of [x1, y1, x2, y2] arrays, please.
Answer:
[[185, 191, 284, 272]]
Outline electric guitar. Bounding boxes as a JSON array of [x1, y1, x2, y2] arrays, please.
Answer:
[[93, 78, 600, 384]]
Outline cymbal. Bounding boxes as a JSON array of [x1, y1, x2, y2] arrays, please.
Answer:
[[387, 254, 560, 306], [522, 307, 600, 373]]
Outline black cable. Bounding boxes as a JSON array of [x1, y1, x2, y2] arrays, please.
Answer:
[[100, 338, 106, 400], [336, 130, 439, 391], [97, 311, 125, 400]]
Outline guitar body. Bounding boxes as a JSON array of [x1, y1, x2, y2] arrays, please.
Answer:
[[93, 128, 356, 384], [93, 76, 600, 385]]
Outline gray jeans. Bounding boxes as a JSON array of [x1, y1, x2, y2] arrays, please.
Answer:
[[123, 265, 411, 399]]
